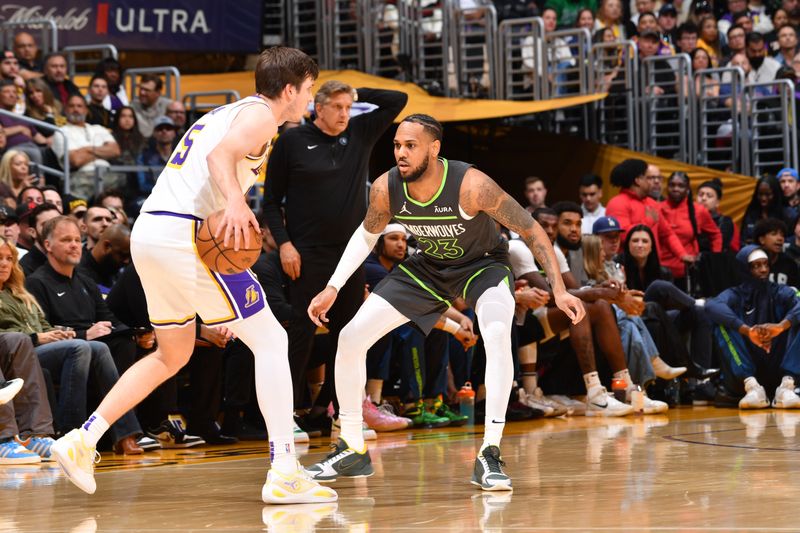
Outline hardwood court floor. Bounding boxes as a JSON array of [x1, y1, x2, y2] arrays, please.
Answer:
[[4, 407, 800, 532]]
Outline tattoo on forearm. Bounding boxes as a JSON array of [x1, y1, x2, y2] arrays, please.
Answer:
[[363, 177, 390, 233]]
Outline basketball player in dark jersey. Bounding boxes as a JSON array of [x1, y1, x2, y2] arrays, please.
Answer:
[[305, 114, 584, 491]]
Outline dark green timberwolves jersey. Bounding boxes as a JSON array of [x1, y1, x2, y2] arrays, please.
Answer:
[[388, 158, 506, 268]]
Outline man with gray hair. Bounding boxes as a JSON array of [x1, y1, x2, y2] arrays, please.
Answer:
[[263, 81, 407, 428]]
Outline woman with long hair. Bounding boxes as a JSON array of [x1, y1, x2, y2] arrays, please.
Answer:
[[23, 78, 65, 142], [583, 235, 686, 383], [697, 16, 721, 66], [0, 150, 37, 208], [689, 48, 720, 98], [740, 175, 791, 246], [594, 0, 626, 40], [659, 171, 722, 289], [0, 237, 143, 454], [111, 106, 146, 166]]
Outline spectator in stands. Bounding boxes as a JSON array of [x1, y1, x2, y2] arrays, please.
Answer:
[[595, 0, 627, 39], [42, 186, 62, 213], [785, 217, 800, 264], [706, 245, 800, 408], [774, 25, 799, 65], [718, 0, 753, 35], [19, 202, 59, 275], [24, 78, 64, 143], [12, 32, 42, 81], [646, 164, 664, 201], [136, 116, 176, 196], [94, 57, 128, 112], [605, 158, 691, 261], [165, 100, 187, 139], [14, 201, 34, 250], [0, 237, 143, 453], [741, 175, 791, 246], [733, 11, 755, 35], [524, 176, 548, 212], [746, 32, 782, 82], [698, 16, 722, 66], [658, 4, 680, 45], [690, 48, 721, 98], [676, 22, 700, 54], [522, 8, 576, 93], [724, 25, 748, 64], [0, 205, 22, 255], [85, 75, 113, 128], [17, 186, 42, 207], [0, 332, 56, 463], [547, 0, 597, 28], [659, 171, 722, 288], [697, 178, 740, 251], [111, 106, 146, 167], [754, 218, 800, 287], [80, 206, 114, 252], [0, 81, 45, 166], [42, 52, 81, 109], [637, 14, 676, 55], [575, 7, 596, 31], [25, 216, 138, 375], [690, 0, 713, 25], [79, 224, 130, 297], [95, 189, 126, 215], [0, 50, 25, 114], [785, 0, 800, 29], [778, 167, 800, 217], [767, 9, 790, 53], [132, 74, 171, 138], [631, 0, 657, 27], [579, 173, 605, 234], [0, 150, 35, 207], [52, 94, 122, 200]]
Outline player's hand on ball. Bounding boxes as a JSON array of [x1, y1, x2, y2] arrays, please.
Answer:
[[554, 290, 585, 325], [308, 286, 338, 327], [216, 197, 260, 252]]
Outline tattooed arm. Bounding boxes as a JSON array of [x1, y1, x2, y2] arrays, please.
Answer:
[[308, 174, 393, 326], [461, 168, 585, 323]]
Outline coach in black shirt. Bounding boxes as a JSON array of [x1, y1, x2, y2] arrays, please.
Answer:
[[263, 83, 407, 412]]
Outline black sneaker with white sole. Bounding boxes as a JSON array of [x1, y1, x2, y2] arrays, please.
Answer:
[[305, 438, 373, 482], [471, 445, 512, 491]]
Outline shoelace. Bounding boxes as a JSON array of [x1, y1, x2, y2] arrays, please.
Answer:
[[320, 442, 349, 465], [483, 450, 506, 474], [377, 403, 397, 416]]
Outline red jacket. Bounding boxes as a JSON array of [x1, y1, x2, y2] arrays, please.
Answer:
[[659, 198, 722, 278], [606, 188, 687, 260]]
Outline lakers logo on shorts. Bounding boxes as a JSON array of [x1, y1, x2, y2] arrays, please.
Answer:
[[244, 284, 260, 308]]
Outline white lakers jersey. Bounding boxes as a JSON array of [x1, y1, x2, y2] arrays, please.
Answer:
[[140, 96, 270, 219]]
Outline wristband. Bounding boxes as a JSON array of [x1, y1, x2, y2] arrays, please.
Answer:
[[443, 318, 460, 334]]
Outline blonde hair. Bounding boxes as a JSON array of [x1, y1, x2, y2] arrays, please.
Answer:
[[583, 235, 609, 283], [0, 238, 42, 312], [0, 150, 29, 191], [314, 80, 356, 107]]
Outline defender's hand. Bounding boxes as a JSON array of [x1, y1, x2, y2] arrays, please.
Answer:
[[308, 286, 338, 327]]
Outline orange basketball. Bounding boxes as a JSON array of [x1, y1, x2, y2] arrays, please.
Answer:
[[195, 210, 261, 274]]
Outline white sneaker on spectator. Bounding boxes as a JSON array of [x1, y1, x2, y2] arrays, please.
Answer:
[[517, 388, 554, 417], [136, 436, 160, 451], [585, 387, 634, 417], [549, 395, 587, 416], [531, 387, 569, 416], [625, 386, 669, 414], [739, 377, 769, 409], [652, 356, 687, 380], [773, 376, 800, 408]]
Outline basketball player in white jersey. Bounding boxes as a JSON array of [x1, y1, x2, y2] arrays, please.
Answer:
[[51, 47, 337, 505]]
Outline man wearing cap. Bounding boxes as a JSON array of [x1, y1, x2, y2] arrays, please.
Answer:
[[593, 215, 625, 281], [606, 158, 691, 261], [0, 50, 24, 115], [706, 245, 800, 409], [136, 116, 176, 195], [777, 167, 800, 218], [0, 204, 24, 257], [51, 94, 121, 200], [657, 4, 679, 46]]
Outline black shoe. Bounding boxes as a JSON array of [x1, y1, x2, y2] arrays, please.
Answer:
[[202, 422, 239, 445], [304, 438, 373, 482], [506, 400, 542, 421], [714, 386, 740, 408], [471, 445, 512, 491], [692, 379, 718, 406], [299, 411, 332, 438], [692, 362, 721, 380]]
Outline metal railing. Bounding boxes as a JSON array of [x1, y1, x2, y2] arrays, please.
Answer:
[[400, 0, 452, 96], [495, 17, 545, 100], [543, 28, 591, 99], [322, 0, 365, 71], [263, 0, 287, 46], [124, 67, 182, 101], [63, 44, 119, 79], [639, 53, 693, 161], [590, 41, 638, 150], [363, 0, 405, 79], [695, 67, 747, 173], [0, 110, 70, 192], [1, 18, 58, 55], [287, 0, 325, 66], [182, 90, 242, 123], [745, 79, 798, 177], [450, 2, 498, 98]]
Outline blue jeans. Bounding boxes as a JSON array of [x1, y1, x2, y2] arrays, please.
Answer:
[[36, 339, 141, 442], [614, 306, 657, 385]]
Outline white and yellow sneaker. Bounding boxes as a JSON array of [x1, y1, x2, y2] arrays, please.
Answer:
[[51, 429, 100, 494], [262, 465, 338, 504], [262, 503, 338, 533]]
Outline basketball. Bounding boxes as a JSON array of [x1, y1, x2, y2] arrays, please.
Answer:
[[195, 210, 261, 274]]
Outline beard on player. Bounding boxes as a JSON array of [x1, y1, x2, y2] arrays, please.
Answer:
[[397, 155, 430, 183]]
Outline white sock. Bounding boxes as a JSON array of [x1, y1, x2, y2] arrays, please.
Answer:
[[269, 438, 297, 474], [476, 283, 515, 452], [613, 369, 633, 389], [583, 371, 602, 394], [79, 412, 110, 448]]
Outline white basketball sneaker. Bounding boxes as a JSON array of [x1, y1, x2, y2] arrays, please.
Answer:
[[51, 429, 100, 494], [262, 463, 338, 504], [773, 376, 800, 408], [739, 377, 769, 409], [585, 387, 634, 417]]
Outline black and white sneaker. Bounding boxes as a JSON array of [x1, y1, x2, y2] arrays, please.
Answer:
[[471, 446, 513, 491], [305, 438, 374, 482], [0, 378, 23, 406]]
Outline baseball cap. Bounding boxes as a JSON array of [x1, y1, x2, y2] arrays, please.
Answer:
[[659, 3, 678, 16], [0, 49, 16, 61], [63, 194, 88, 216], [747, 248, 768, 263], [153, 116, 176, 130], [777, 167, 799, 180], [592, 216, 623, 234], [15, 201, 36, 224], [0, 204, 18, 224]]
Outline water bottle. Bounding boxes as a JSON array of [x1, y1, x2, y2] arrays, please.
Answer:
[[611, 378, 627, 403], [457, 382, 475, 425]]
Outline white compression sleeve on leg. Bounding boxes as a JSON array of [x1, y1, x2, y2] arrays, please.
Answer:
[[328, 223, 381, 291]]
